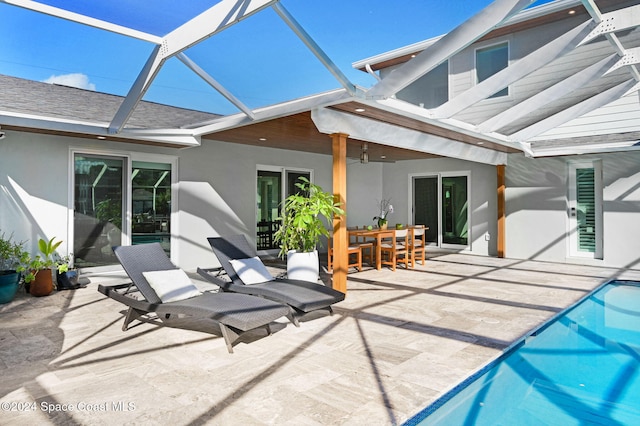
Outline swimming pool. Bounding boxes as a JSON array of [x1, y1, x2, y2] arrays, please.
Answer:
[[404, 280, 640, 425]]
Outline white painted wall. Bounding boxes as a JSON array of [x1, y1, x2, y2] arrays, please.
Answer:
[[0, 131, 383, 272], [380, 157, 497, 256], [505, 151, 640, 269]]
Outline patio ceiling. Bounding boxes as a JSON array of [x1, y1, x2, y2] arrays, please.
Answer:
[[1, 0, 640, 162]]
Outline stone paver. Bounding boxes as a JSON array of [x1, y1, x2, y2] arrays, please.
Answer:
[[1, 253, 639, 425]]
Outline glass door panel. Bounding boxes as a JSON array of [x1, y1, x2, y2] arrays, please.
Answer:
[[74, 154, 124, 268], [131, 161, 171, 255], [442, 176, 468, 246], [257, 171, 281, 250], [413, 176, 438, 244]]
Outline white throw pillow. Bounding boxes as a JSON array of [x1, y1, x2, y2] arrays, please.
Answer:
[[229, 256, 274, 285], [143, 269, 202, 303]]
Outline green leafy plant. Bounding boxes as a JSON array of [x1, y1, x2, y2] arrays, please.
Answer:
[[0, 231, 30, 274], [273, 177, 345, 258], [23, 237, 63, 284]]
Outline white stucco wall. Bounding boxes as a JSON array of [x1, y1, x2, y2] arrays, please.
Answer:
[[381, 157, 498, 256], [0, 131, 384, 272], [505, 151, 640, 269]]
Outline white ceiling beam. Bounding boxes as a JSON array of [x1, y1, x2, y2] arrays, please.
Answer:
[[365, 0, 536, 99], [582, 4, 640, 44], [177, 53, 255, 119], [311, 107, 507, 165], [511, 79, 638, 142], [0, 0, 162, 43], [162, 0, 278, 58], [479, 53, 620, 133], [272, 3, 357, 95], [435, 19, 596, 119]]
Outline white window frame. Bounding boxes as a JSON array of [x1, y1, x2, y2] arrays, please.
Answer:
[[68, 148, 179, 268], [474, 40, 510, 99]]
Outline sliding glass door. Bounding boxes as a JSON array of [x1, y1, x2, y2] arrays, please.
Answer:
[[256, 167, 311, 250], [412, 172, 470, 249], [73, 153, 175, 268], [74, 154, 125, 268]]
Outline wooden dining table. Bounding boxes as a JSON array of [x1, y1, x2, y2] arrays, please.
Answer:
[[348, 228, 395, 270], [348, 226, 428, 270]]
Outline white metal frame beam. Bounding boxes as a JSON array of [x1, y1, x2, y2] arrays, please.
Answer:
[[511, 79, 639, 142], [177, 53, 255, 119], [434, 19, 596, 119], [0, 0, 162, 43], [272, 3, 357, 95], [478, 53, 620, 133], [365, 0, 536, 99], [108, 0, 279, 133]]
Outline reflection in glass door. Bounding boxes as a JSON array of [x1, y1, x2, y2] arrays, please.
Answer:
[[74, 154, 124, 268], [442, 176, 468, 246], [131, 161, 171, 255]]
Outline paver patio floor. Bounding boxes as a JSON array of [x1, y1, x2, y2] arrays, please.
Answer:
[[2, 252, 639, 425]]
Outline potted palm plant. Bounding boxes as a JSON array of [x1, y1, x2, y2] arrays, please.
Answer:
[[0, 231, 29, 304], [273, 177, 344, 282], [23, 237, 62, 297]]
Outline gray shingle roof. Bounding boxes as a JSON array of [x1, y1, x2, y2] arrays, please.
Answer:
[[0, 74, 220, 129]]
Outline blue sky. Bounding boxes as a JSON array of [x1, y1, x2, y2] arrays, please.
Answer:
[[0, 0, 555, 115]]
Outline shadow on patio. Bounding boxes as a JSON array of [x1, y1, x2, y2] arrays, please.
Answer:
[[1, 253, 639, 425]]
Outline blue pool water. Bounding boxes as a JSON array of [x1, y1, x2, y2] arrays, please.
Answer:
[[405, 280, 640, 425]]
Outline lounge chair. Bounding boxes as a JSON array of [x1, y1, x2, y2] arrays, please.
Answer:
[[97, 243, 292, 353], [198, 235, 345, 326]]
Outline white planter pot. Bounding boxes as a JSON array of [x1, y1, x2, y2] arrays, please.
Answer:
[[286, 250, 319, 283]]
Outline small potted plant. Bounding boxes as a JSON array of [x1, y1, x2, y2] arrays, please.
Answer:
[[0, 231, 30, 304], [23, 237, 62, 297], [55, 253, 82, 290], [373, 198, 393, 229], [274, 177, 344, 282]]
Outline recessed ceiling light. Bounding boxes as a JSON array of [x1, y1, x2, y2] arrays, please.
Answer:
[[411, 54, 416, 58], [380, 155, 386, 159], [97, 136, 106, 140], [355, 108, 366, 113], [568, 9, 576, 15], [259, 137, 267, 141], [477, 142, 484, 145]]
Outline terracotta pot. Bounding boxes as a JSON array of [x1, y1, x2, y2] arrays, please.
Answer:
[[29, 268, 54, 297]]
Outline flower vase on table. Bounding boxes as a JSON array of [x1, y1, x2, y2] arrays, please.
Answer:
[[373, 198, 393, 231]]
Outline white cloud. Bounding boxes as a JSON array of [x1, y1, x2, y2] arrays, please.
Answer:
[[43, 73, 96, 91]]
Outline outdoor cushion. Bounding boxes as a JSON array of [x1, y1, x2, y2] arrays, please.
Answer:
[[143, 269, 202, 302], [229, 256, 274, 285]]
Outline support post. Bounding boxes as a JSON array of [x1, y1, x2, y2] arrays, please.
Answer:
[[331, 132, 348, 293], [497, 164, 506, 258]]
